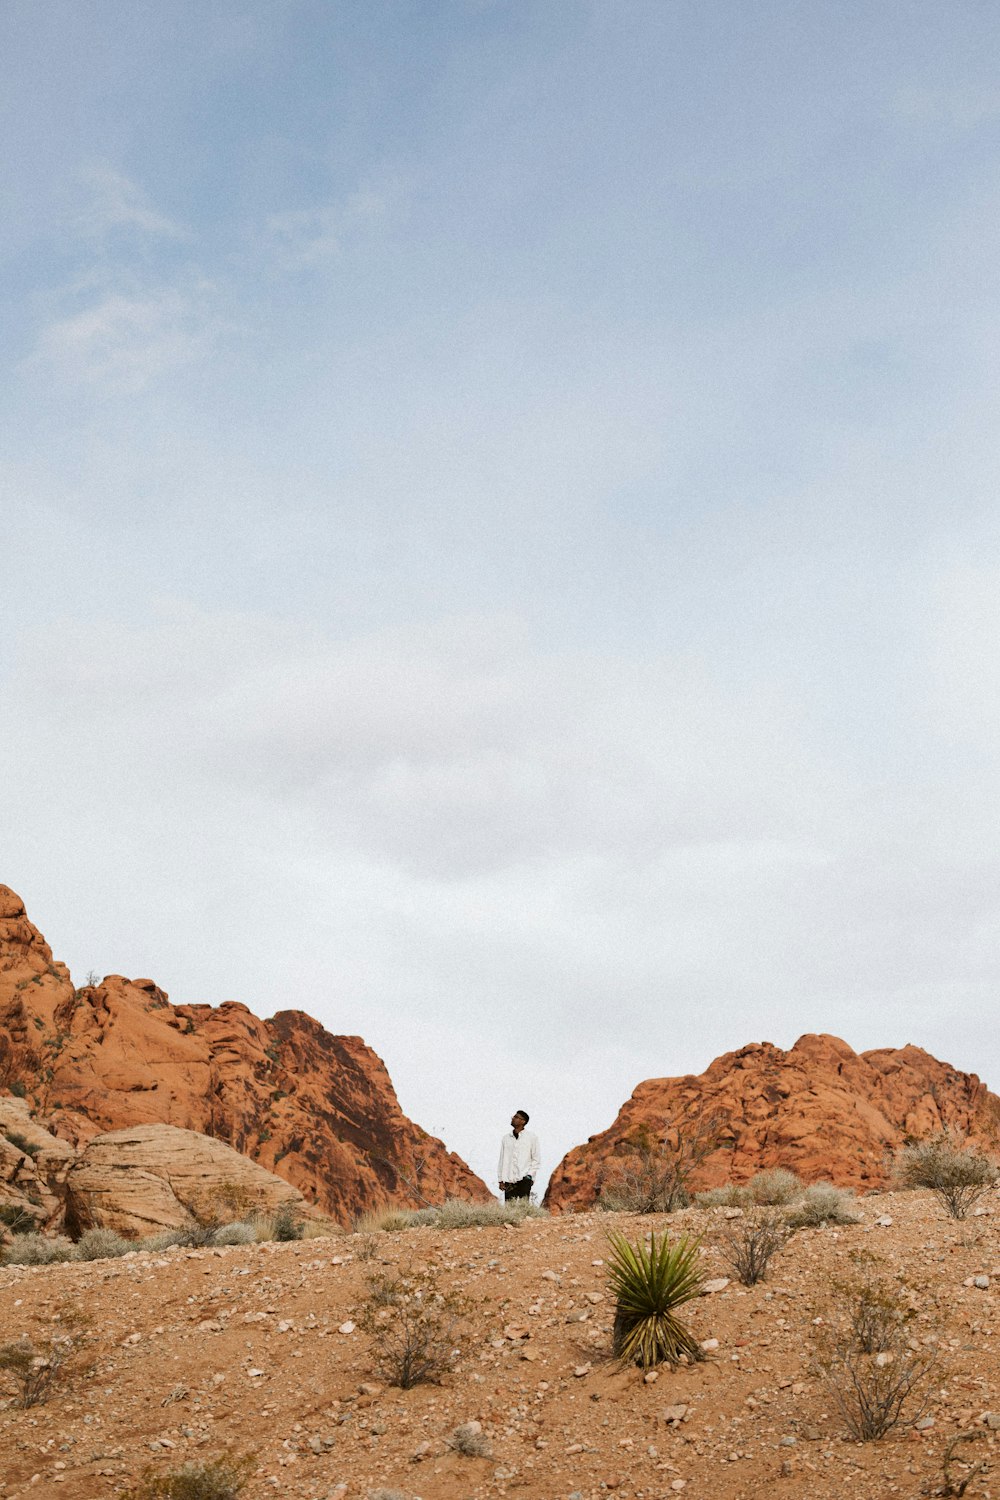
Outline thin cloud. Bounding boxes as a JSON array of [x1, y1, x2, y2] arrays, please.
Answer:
[[27, 284, 214, 392], [77, 162, 190, 242]]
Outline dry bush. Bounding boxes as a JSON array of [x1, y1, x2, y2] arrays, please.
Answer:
[[748, 1168, 802, 1205], [720, 1208, 793, 1285], [0, 1203, 39, 1236], [1, 1232, 75, 1266], [74, 1227, 133, 1261], [597, 1117, 718, 1214], [359, 1264, 470, 1389], [121, 1454, 255, 1499], [446, 1420, 491, 1457], [893, 1133, 998, 1220], [694, 1184, 751, 1209], [211, 1221, 258, 1246], [0, 1326, 87, 1408], [933, 1431, 989, 1497], [786, 1182, 859, 1227], [815, 1272, 934, 1440], [354, 1207, 414, 1234], [832, 1256, 915, 1354]]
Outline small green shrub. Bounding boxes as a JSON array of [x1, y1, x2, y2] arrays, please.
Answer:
[[141, 1228, 195, 1253], [1, 1233, 75, 1266], [786, 1183, 859, 1227], [749, 1168, 802, 1205], [720, 1208, 793, 1285], [815, 1268, 933, 1443], [74, 1228, 133, 1261], [606, 1228, 704, 1369], [2, 1130, 40, 1159], [271, 1202, 304, 1241], [121, 1454, 255, 1498], [893, 1133, 998, 1220], [360, 1264, 470, 1389]]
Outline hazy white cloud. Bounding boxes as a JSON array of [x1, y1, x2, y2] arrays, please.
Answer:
[[264, 182, 399, 270], [27, 283, 216, 391], [77, 162, 190, 242]]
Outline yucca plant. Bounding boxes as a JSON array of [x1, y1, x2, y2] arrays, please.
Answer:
[[606, 1228, 704, 1369]]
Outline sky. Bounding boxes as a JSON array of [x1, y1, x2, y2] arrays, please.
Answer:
[[3, 0, 1000, 1196]]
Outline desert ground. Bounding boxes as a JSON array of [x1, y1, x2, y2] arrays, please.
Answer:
[[2, 1187, 999, 1500]]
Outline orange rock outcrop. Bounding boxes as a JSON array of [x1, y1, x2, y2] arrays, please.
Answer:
[[546, 1033, 1000, 1210], [0, 885, 487, 1223]]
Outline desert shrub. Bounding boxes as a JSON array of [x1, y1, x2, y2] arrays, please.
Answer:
[[0, 1203, 39, 1235], [597, 1118, 718, 1214], [814, 1263, 931, 1441], [0, 1329, 84, 1407], [786, 1183, 859, 1227], [2, 1129, 40, 1159], [435, 1198, 544, 1229], [893, 1134, 998, 1220], [270, 1202, 305, 1241], [606, 1228, 704, 1369], [1, 1232, 74, 1266], [121, 1454, 255, 1499], [367, 1491, 415, 1500], [211, 1221, 258, 1247], [720, 1208, 793, 1285], [935, 1431, 988, 1497], [355, 1208, 414, 1234], [359, 1264, 470, 1389], [446, 1420, 491, 1457], [749, 1168, 802, 1205], [74, 1227, 132, 1261], [141, 1228, 195, 1253], [694, 1184, 751, 1209]]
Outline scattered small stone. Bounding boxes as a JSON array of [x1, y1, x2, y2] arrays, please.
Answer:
[[914, 1416, 935, 1431], [876, 1215, 893, 1227], [337, 1321, 355, 1335], [701, 1278, 730, 1295], [574, 1362, 592, 1378], [982, 1412, 1000, 1430], [975, 1275, 990, 1290]]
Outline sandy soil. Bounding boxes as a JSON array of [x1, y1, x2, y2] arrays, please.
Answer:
[[1, 1188, 999, 1500]]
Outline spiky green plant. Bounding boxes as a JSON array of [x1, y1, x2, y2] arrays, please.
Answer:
[[606, 1228, 704, 1369]]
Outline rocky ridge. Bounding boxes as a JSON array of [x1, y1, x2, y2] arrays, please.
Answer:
[[0, 885, 487, 1227], [546, 1032, 1000, 1211]]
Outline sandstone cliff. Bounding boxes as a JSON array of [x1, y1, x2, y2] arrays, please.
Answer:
[[546, 1032, 1000, 1210], [0, 885, 487, 1224]]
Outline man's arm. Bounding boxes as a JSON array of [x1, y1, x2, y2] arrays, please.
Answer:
[[526, 1131, 541, 1183]]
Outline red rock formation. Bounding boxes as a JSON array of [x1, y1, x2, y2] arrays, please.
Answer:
[[0, 885, 488, 1223], [546, 1033, 1000, 1210]]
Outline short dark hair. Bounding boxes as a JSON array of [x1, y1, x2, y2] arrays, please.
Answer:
[[514, 1109, 530, 1123]]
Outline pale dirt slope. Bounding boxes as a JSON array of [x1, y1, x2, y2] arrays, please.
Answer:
[[3, 1187, 1000, 1500]]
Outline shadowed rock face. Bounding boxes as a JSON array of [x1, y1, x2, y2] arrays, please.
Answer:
[[0, 885, 488, 1224], [545, 1033, 1000, 1211]]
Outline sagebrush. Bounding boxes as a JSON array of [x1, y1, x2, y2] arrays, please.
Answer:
[[121, 1454, 255, 1499], [894, 1133, 998, 1220]]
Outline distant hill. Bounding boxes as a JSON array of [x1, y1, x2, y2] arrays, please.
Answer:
[[0, 885, 488, 1223], [545, 1032, 1000, 1211]]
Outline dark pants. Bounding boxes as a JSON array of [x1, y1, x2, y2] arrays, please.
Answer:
[[504, 1175, 533, 1202]]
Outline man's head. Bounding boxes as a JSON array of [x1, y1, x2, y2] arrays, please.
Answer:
[[511, 1109, 529, 1135]]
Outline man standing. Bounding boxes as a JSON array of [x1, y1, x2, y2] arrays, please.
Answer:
[[498, 1109, 540, 1202]]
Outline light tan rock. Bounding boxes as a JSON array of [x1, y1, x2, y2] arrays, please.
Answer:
[[64, 1123, 308, 1237]]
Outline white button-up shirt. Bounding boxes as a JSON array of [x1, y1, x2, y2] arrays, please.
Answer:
[[498, 1128, 540, 1186]]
